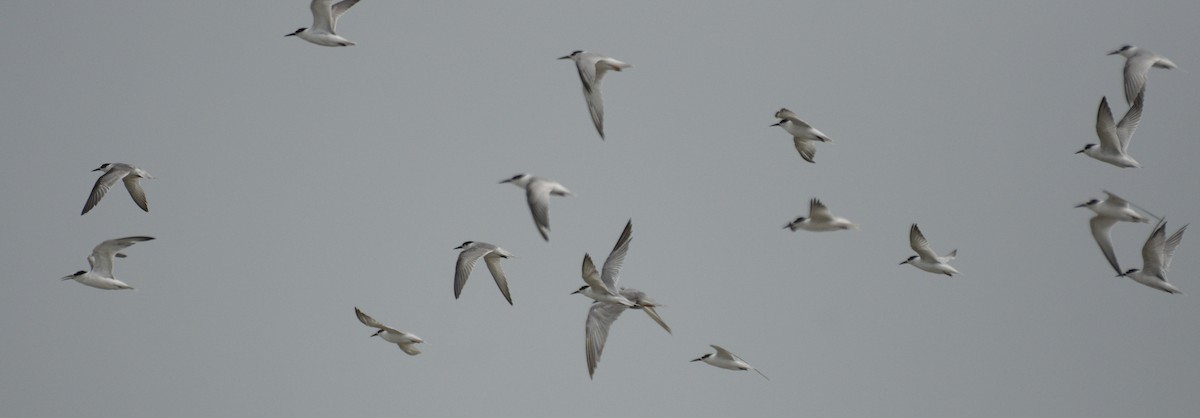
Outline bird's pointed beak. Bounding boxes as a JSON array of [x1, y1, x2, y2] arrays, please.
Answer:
[[769, 121, 783, 127], [1107, 50, 1120, 55], [690, 357, 704, 362], [285, 33, 296, 37], [499, 179, 512, 184], [453, 245, 465, 250], [570, 289, 582, 295], [370, 330, 383, 337], [1074, 202, 1087, 208], [1074, 148, 1086, 154], [557, 55, 571, 60], [91, 167, 102, 172], [61, 275, 73, 281], [899, 260, 909, 265]]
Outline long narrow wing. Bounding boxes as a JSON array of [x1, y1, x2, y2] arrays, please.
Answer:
[[526, 180, 553, 241], [309, 0, 335, 32], [1089, 217, 1122, 275], [1094, 97, 1122, 152], [808, 199, 834, 222], [1116, 89, 1144, 151], [909, 224, 938, 261], [1160, 224, 1188, 274], [454, 246, 489, 299], [710, 345, 736, 361], [484, 254, 513, 305], [123, 177, 149, 212], [582, 253, 615, 295], [793, 137, 817, 163], [1140, 221, 1168, 277], [82, 170, 125, 215], [355, 307, 400, 333], [585, 302, 628, 378], [397, 343, 422, 356], [601, 220, 633, 290], [88, 236, 154, 277], [1123, 55, 1154, 106], [329, 0, 361, 32]]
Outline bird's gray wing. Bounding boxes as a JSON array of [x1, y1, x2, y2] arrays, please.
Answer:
[[1094, 97, 1122, 153], [909, 224, 938, 261], [82, 169, 125, 215], [526, 180, 553, 241], [484, 254, 513, 305], [585, 302, 628, 378], [582, 253, 616, 295], [397, 343, 422, 356], [793, 137, 816, 163], [309, 0, 336, 32], [354, 307, 399, 333], [808, 199, 834, 222], [1123, 55, 1154, 106], [582, 81, 605, 139], [1160, 224, 1188, 274], [1101, 190, 1130, 207], [601, 220, 633, 290], [123, 177, 149, 212], [454, 245, 489, 299], [329, 0, 360, 32], [1089, 216, 1122, 275], [709, 344, 736, 361], [1116, 89, 1144, 151], [88, 236, 154, 277], [1140, 221, 1168, 278]]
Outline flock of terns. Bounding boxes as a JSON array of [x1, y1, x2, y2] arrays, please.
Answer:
[[57, 0, 1190, 382]]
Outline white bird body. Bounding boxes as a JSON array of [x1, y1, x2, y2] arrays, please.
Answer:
[[691, 345, 769, 380], [1120, 220, 1187, 294], [785, 198, 858, 232], [575, 220, 671, 378], [500, 173, 572, 241], [559, 50, 631, 139], [575, 278, 636, 307], [1078, 92, 1144, 168], [355, 307, 423, 355], [772, 108, 831, 163], [900, 224, 959, 276], [453, 241, 516, 305], [1077, 191, 1155, 275], [1109, 45, 1178, 105], [62, 236, 154, 290], [82, 163, 154, 215], [286, 0, 361, 47]]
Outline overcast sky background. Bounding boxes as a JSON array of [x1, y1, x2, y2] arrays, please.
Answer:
[[2, 1, 1199, 416]]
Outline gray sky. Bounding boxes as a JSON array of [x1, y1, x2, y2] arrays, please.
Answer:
[[2, 1, 1199, 416]]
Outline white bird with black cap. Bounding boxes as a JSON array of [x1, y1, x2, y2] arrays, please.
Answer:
[[900, 224, 959, 277], [573, 220, 672, 379], [558, 50, 631, 139], [453, 241, 516, 305], [1119, 220, 1187, 294], [691, 345, 769, 380], [1108, 45, 1178, 106], [1076, 190, 1156, 275], [500, 173, 572, 241], [355, 307, 424, 355], [62, 236, 154, 290], [81, 163, 153, 215], [771, 108, 832, 163], [286, 0, 362, 47]]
